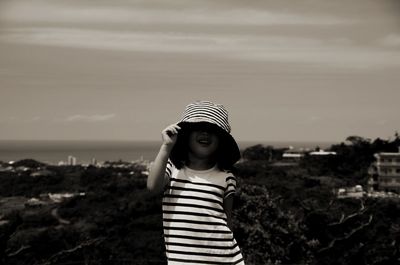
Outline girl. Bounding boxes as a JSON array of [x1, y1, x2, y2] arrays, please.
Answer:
[[147, 101, 245, 265]]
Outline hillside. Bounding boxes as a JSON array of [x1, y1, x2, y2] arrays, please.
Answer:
[[1, 135, 400, 264]]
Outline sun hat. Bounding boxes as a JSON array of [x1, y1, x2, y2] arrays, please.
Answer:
[[179, 101, 232, 133], [170, 101, 241, 169]]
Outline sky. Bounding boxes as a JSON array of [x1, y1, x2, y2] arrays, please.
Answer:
[[0, 0, 399, 143]]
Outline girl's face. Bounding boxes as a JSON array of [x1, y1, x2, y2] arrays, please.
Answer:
[[187, 124, 220, 159]]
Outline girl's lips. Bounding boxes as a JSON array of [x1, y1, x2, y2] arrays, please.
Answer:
[[197, 137, 211, 145]]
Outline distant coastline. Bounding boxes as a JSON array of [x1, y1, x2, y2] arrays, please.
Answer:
[[238, 140, 334, 150], [0, 139, 336, 165]]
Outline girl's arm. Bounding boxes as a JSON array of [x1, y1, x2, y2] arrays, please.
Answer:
[[223, 195, 234, 230], [147, 123, 180, 194], [224, 176, 237, 230]]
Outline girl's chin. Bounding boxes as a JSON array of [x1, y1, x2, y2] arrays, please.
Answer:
[[190, 148, 217, 158]]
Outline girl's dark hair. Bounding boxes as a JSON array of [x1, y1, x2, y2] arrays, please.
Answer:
[[170, 123, 235, 171]]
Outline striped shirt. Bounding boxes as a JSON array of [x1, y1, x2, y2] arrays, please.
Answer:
[[163, 161, 245, 265]]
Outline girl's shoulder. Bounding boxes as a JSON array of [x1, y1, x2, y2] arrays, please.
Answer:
[[209, 168, 236, 185], [216, 167, 236, 177], [206, 165, 232, 175]]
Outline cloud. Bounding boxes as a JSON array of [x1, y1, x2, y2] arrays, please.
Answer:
[[2, 27, 400, 70], [309, 116, 322, 122], [0, 116, 17, 123], [31, 116, 41, 121], [0, 1, 397, 70], [0, 0, 354, 26], [235, 48, 400, 69], [0, 116, 43, 123], [377, 120, 388, 126], [65, 114, 116, 122], [379, 34, 400, 47]]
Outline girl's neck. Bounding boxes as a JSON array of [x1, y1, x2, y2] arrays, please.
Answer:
[[186, 157, 216, 171]]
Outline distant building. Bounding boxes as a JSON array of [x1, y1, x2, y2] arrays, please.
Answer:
[[368, 149, 400, 193], [30, 169, 54, 178], [309, 149, 337, 156], [68, 155, 77, 166], [282, 152, 304, 162], [337, 185, 365, 198]]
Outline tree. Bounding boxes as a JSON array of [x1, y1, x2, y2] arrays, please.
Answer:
[[242, 145, 286, 162], [345, 136, 371, 146], [233, 183, 313, 265], [12, 159, 47, 168]]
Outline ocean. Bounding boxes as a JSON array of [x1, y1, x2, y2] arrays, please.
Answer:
[[0, 140, 335, 165]]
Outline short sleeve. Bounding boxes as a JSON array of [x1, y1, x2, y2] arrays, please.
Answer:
[[164, 160, 174, 183], [224, 175, 237, 199]]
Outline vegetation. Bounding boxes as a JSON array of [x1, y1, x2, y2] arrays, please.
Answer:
[[234, 133, 400, 265], [0, 134, 399, 264]]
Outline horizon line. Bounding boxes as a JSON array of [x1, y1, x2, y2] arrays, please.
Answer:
[[0, 138, 341, 142]]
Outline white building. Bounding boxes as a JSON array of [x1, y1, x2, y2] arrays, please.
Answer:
[[368, 149, 400, 193], [282, 152, 304, 162], [309, 150, 337, 156], [68, 155, 77, 166], [337, 185, 365, 198]]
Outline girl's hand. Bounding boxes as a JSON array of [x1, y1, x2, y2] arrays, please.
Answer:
[[161, 123, 181, 148]]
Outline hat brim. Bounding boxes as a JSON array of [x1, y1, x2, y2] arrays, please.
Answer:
[[177, 121, 241, 166]]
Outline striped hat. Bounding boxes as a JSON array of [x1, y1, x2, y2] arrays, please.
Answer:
[[172, 101, 240, 168], [179, 101, 231, 133]]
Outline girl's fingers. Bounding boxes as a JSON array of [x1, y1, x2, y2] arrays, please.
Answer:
[[166, 128, 177, 135], [166, 130, 175, 137], [162, 124, 180, 140], [161, 124, 181, 145], [172, 124, 181, 130], [166, 124, 181, 135]]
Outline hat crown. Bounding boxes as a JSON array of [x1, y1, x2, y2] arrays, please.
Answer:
[[180, 101, 231, 133]]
